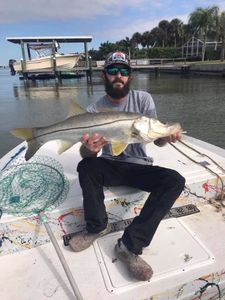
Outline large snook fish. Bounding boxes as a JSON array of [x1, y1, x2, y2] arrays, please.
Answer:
[[11, 111, 181, 160]]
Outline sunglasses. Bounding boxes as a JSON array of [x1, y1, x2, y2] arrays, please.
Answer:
[[105, 67, 130, 76]]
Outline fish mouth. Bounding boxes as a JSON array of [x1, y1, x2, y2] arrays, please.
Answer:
[[147, 122, 182, 139]]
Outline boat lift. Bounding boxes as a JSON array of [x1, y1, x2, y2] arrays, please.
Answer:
[[6, 36, 93, 80]]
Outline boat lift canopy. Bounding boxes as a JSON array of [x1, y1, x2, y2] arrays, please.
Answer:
[[6, 36, 92, 44], [6, 36, 93, 59]]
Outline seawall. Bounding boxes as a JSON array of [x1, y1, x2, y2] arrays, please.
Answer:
[[189, 63, 225, 76]]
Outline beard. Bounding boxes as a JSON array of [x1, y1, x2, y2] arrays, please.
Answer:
[[104, 77, 131, 99]]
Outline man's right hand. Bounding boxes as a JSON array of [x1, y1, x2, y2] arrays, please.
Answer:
[[80, 133, 108, 156]]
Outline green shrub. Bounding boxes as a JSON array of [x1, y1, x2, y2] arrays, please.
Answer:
[[204, 49, 220, 60], [147, 47, 182, 58]]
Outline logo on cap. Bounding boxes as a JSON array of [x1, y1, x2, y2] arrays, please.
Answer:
[[112, 52, 127, 63], [104, 51, 130, 68]]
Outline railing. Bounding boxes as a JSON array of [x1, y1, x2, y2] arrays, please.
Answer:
[[130, 58, 187, 66], [77, 58, 187, 68]]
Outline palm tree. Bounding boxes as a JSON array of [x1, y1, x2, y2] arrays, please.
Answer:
[[170, 18, 184, 47], [158, 20, 171, 47], [150, 27, 165, 47], [141, 31, 149, 48], [182, 24, 195, 44], [141, 31, 155, 49], [117, 37, 132, 58], [218, 11, 225, 61], [131, 32, 142, 48], [188, 6, 219, 61], [98, 41, 116, 58], [130, 32, 142, 58]]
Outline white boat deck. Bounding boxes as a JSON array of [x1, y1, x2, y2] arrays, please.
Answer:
[[0, 136, 225, 299], [0, 204, 224, 300]]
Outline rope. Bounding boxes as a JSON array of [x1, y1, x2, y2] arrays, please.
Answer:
[[179, 140, 225, 173], [198, 278, 221, 300], [1, 145, 26, 171], [170, 140, 225, 205]]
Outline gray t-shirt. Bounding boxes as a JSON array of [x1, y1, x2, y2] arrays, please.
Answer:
[[87, 90, 157, 164]]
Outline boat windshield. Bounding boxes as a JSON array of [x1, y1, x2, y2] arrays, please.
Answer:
[[29, 42, 60, 58]]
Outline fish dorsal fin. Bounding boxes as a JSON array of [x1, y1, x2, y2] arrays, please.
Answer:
[[97, 107, 114, 113], [111, 141, 128, 156], [67, 101, 86, 117], [10, 128, 33, 139], [57, 140, 74, 154]]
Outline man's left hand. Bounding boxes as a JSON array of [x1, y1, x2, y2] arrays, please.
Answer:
[[154, 131, 182, 147], [163, 131, 182, 143]]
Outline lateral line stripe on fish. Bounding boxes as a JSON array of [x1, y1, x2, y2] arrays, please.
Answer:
[[27, 117, 139, 141]]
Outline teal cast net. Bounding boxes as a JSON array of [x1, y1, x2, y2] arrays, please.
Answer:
[[0, 156, 70, 216]]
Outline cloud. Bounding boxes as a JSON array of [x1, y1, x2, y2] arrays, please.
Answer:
[[1, 0, 224, 25], [1, 0, 225, 25], [97, 13, 189, 41], [0, 0, 150, 24], [204, 0, 225, 10]]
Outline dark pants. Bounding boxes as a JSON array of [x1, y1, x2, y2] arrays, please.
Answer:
[[77, 157, 185, 255]]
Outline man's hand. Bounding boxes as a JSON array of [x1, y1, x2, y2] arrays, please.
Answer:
[[154, 131, 182, 147], [80, 133, 108, 158], [81, 133, 108, 153], [163, 131, 182, 143]]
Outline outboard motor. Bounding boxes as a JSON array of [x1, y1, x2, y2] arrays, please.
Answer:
[[8, 59, 16, 75]]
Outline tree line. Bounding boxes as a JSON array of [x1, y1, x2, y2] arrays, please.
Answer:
[[89, 6, 225, 61]]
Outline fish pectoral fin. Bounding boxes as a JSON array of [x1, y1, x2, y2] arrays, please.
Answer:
[[10, 128, 33, 140], [57, 140, 74, 154], [111, 141, 128, 156]]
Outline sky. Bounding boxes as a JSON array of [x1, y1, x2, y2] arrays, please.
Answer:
[[1, 0, 225, 65]]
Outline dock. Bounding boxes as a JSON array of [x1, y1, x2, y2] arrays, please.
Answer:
[[77, 58, 191, 77], [6, 37, 191, 80], [6, 36, 93, 80]]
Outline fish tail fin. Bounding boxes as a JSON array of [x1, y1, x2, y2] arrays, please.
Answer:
[[25, 140, 42, 161], [10, 128, 34, 140], [10, 128, 41, 160]]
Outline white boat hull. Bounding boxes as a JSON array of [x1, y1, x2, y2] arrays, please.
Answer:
[[13, 53, 80, 73], [0, 136, 225, 299]]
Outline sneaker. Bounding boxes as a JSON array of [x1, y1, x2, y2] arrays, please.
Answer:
[[69, 224, 111, 252], [115, 239, 153, 281]]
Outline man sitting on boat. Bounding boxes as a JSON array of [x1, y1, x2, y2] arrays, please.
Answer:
[[69, 51, 185, 281]]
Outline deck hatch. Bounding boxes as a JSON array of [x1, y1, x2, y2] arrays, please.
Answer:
[[94, 218, 215, 292]]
